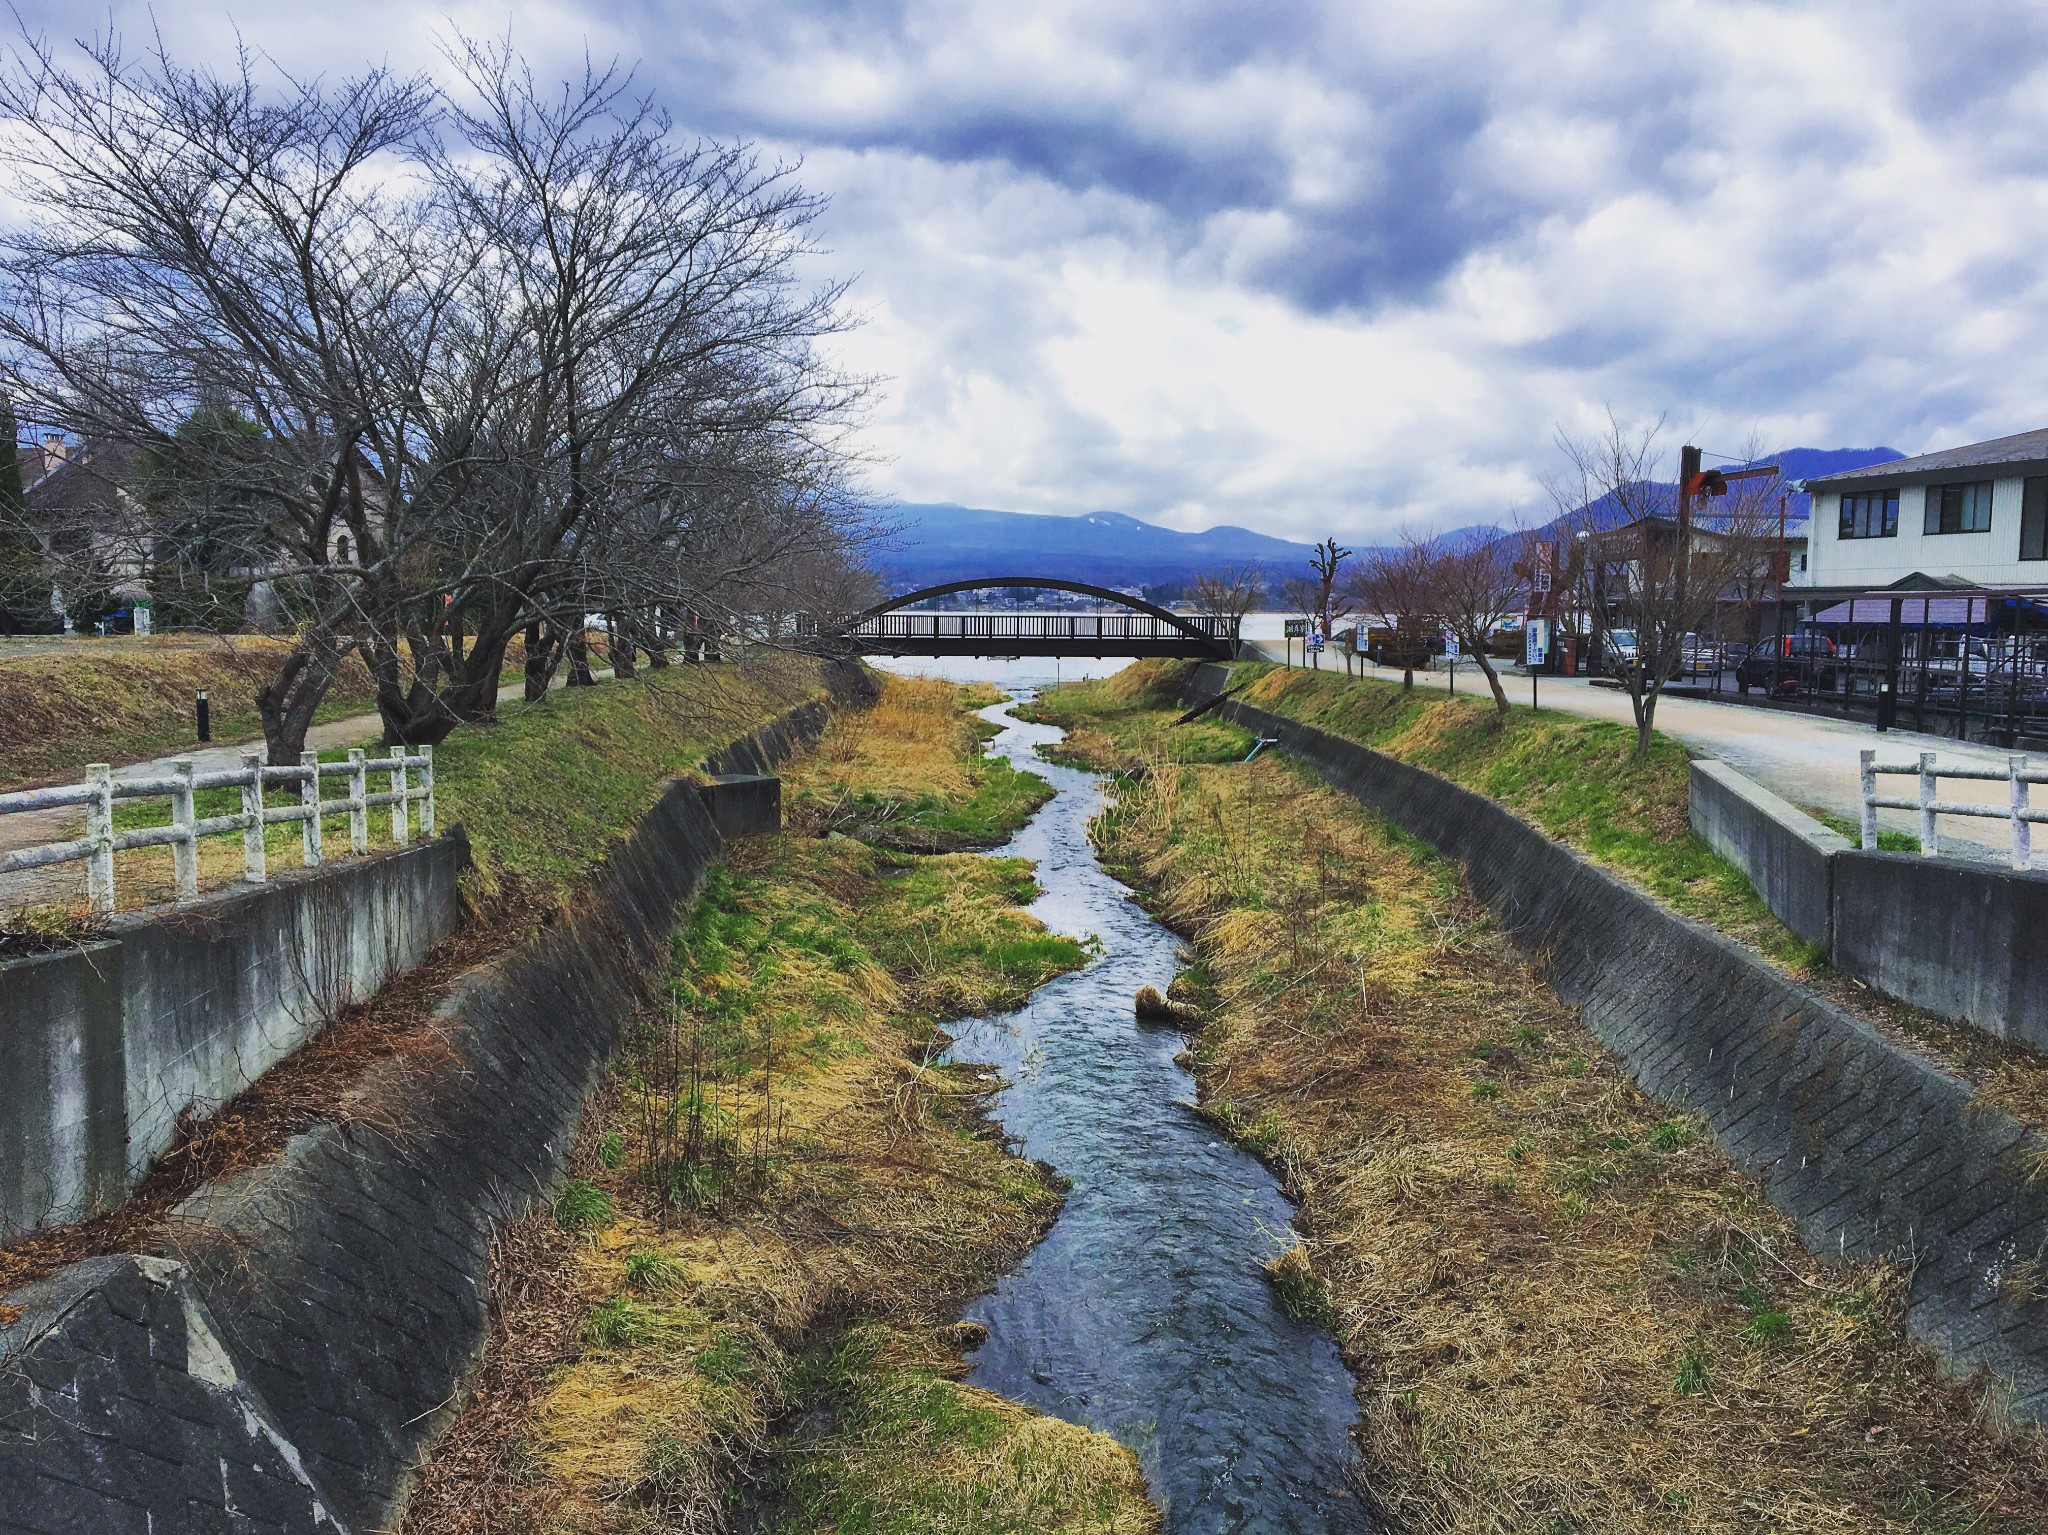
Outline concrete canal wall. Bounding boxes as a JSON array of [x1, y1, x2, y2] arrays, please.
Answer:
[[1186, 665, 2048, 1423], [0, 670, 869, 1534]]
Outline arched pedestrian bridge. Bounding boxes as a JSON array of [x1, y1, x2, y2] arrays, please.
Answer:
[[845, 578, 1241, 659]]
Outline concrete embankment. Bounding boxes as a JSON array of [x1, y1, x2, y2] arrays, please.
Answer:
[[0, 667, 871, 1535], [1184, 664, 2048, 1422]]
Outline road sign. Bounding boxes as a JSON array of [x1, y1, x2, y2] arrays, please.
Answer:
[[1284, 618, 1307, 638]]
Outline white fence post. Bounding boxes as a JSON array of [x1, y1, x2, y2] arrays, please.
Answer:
[[300, 751, 323, 867], [1917, 751, 1938, 855], [241, 751, 268, 884], [1859, 749, 1878, 850], [389, 745, 410, 847], [85, 763, 115, 916], [348, 749, 368, 854], [2013, 754, 2032, 870], [171, 759, 198, 900], [417, 745, 435, 837]]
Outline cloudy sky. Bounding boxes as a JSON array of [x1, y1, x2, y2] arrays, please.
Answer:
[[14, 1, 2048, 541]]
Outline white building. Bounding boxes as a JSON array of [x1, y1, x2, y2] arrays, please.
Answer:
[[1799, 428, 2048, 591]]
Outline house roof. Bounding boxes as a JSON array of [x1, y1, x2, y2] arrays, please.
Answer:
[[1802, 427, 2048, 489]]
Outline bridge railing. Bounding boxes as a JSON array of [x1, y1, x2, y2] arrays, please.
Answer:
[[848, 611, 1238, 642]]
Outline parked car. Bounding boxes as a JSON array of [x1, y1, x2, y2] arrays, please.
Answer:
[[1600, 628, 1639, 673], [1737, 633, 1839, 695]]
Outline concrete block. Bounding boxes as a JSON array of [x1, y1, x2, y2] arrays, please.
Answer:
[[699, 773, 782, 839], [1831, 850, 2048, 1050], [0, 943, 127, 1239], [1688, 757, 1847, 949]]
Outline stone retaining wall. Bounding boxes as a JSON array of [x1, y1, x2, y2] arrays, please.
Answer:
[[0, 674, 857, 1534], [0, 837, 468, 1243], [1187, 669, 2048, 1422]]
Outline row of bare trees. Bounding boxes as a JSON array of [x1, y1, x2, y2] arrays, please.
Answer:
[[1189, 416, 1792, 756], [0, 29, 875, 761]]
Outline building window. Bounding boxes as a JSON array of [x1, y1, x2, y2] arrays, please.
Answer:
[[1839, 489, 1898, 539], [2024, 478, 2048, 561], [1923, 479, 1993, 534]]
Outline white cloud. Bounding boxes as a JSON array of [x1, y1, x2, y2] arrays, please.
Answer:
[[11, 0, 2048, 541]]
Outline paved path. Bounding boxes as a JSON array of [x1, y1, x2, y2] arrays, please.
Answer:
[[0, 671, 612, 911], [1246, 644, 2033, 864]]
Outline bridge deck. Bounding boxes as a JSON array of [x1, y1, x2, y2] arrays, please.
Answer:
[[850, 609, 1238, 659]]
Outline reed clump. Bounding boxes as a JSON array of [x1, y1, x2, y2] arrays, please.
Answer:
[[1035, 672, 2048, 1534]]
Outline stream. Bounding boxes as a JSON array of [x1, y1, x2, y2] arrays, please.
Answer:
[[944, 691, 1372, 1533]]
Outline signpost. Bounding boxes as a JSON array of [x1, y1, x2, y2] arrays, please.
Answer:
[[1284, 616, 1307, 668]]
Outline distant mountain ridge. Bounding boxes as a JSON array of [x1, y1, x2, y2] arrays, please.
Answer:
[[871, 448, 1905, 596], [872, 504, 1318, 594]]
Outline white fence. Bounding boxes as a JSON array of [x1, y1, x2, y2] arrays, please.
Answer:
[[0, 747, 434, 915], [1859, 748, 2047, 868]]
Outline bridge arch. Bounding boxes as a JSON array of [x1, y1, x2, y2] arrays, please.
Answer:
[[849, 576, 1238, 660]]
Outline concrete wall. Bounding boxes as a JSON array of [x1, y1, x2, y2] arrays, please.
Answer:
[[0, 838, 467, 1241], [1680, 748, 2048, 1049], [1189, 678, 2048, 1423], [0, 685, 850, 1535], [1832, 850, 2048, 1049], [1687, 758, 1848, 950]]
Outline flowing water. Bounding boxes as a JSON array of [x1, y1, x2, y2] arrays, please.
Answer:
[[945, 692, 1372, 1533]]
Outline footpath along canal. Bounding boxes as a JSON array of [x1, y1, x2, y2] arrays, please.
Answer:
[[945, 690, 1371, 1533]]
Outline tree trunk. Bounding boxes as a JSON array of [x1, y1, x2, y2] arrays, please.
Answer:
[[605, 613, 637, 679], [1474, 651, 1510, 715], [255, 635, 344, 765], [523, 620, 558, 702], [567, 628, 595, 686]]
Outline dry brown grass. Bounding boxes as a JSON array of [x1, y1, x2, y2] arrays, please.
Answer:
[[0, 635, 379, 790], [401, 680, 1154, 1535], [1087, 742, 2048, 1534]]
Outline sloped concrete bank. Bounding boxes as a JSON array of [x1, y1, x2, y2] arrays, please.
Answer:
[[0, 667, 871, 1535], [1184, 666, 2048, 1422]]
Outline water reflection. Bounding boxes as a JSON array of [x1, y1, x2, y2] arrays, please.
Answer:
[[946, 692, 1372, 1534]]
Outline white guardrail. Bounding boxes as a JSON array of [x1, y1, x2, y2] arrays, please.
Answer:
[[1859, 748, 2046, 868], [0, 746, 433, 915]]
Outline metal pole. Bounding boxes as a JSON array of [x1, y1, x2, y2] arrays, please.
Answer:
[[195, 690, 211, 743]]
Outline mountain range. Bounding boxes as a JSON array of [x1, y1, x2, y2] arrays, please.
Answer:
[[871, 447, 1905, 598]]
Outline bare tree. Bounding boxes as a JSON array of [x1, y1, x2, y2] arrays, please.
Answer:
[[1394, 530, 1526, 715], [1550, 413, 1776, 756], [1350, 544, 1431, 692], [1308, 536, 1353, 641], [0, 27, 875, 761], [1188, 561, 1262, 650]]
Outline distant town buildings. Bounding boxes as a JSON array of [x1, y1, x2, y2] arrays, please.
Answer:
[[1799, 428, 2048, 591]]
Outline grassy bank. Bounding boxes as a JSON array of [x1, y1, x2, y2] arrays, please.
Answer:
[[1031, 675, 2048, 1533], [402, 677, 1157, 1535], [1210, 662, 1812, 965], [0, 635, 380, 790], [787, 677, 1054, 849]]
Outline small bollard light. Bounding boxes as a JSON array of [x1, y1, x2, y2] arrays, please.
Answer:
[[196, 690, 211, 743]]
